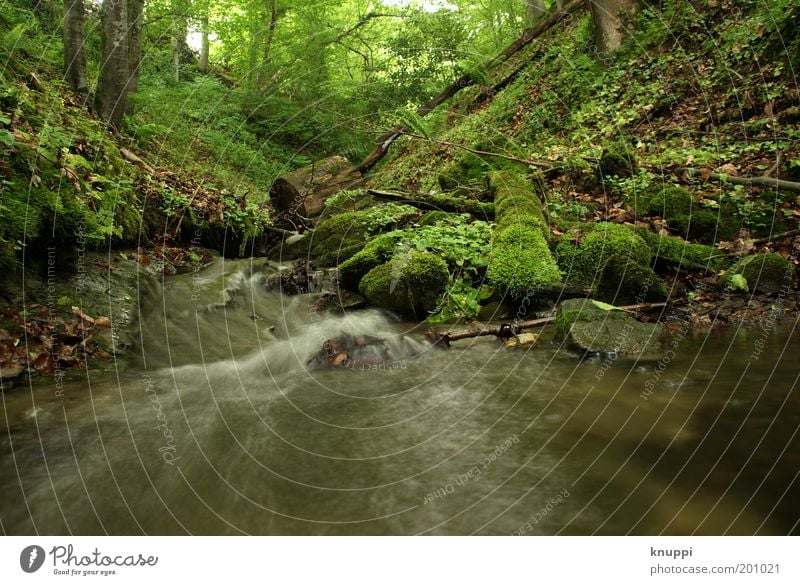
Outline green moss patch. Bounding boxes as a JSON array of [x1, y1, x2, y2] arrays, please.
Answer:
[[359, 251, 449, 316], [486, 170, 561, 298], [718, 253, 794, 294], [556, 223, 652, 286]]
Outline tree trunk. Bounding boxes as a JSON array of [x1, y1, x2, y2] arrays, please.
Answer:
[[199, 15, 210, 73], [63, 0, 87, 96], [590, 0, 639, 56], [126, 0, 143, 113], [526, 0, 547, 25], [263, 0, 277, 67], [95, 0, 129, 130], [172, 13, 187, 82]]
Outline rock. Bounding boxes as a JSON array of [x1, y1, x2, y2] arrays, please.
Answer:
[[718, 253, 795, 294], [313, 290, 367, 313], [595, 254, 667, 305], [338, 234, 401, 290], [556, 223, 652, 286], [264, 262, 309, 295], [598, 147, 637, 179], [307, 334, 392, 369], [504, 332, 540, 349], [555, 298, 665, 356], [267, 233, 310, 261], [307, 268, 338, 294]]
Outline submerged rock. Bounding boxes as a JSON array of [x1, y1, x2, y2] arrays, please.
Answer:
[[555, 298, 665, 356], [307, 334, 393, 369]]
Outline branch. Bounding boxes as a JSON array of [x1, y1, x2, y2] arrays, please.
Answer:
[[427, 302, 667, 346], [401, 132, 552, 169], [682, 168, 800, 194]]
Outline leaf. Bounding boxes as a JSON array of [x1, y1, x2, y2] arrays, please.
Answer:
[[0, 129, 14, 146], [591, 300, 629, 312], [728, 274, 748, 293]]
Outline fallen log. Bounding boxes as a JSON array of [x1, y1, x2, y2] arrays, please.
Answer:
[[269, 155, 363, 217], [426, 302, 668, 347], [367, 189, 494, 216]]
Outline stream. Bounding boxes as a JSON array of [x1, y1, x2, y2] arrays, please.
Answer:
[[1, 257, 798, 535]]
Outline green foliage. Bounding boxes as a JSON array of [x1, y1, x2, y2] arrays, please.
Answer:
[[425, 276, 493, 324]]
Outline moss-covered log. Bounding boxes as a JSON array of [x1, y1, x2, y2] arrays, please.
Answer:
[[486, 170, 562, 298]]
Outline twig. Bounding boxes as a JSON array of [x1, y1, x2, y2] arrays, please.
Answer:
[[428, 302, 667, 346]]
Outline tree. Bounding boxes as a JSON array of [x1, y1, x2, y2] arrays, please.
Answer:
[[590, 0, 639, 56], [63, 0, 87, 96], [127, 0, 144, 109], [95, 0, 130, 129]]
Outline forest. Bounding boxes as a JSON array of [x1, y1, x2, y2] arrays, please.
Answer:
[[0, 0, 799, 537]]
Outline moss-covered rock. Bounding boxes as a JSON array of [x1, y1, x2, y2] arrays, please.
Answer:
[[595, 255, 668, 304], [645, 186, 736, 244], [717, 253, 794, 294], [309, 204, 416, 267], [635, 228, 729, 271], [556, 223, 652, 286], [359, 251, 449, 316], [309, 212, 372, 267], [338, 233, 402, 290], [599, 148, 637, 179], [486, 170, 561, 298]]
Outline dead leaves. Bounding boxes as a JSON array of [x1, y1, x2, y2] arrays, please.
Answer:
[[0, 306, 113, 381]]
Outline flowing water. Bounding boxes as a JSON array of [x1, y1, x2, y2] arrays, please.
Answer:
[[1, 257, 798, 535]]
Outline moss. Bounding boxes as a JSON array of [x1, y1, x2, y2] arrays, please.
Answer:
[[359, 251, 449, 316], [489, 170, 547, 226], [556, 223, 652, 286], [599, 148, 637, 179], [595, 254, 668, 304], [425, 193, 495, 217], [718, 253, 794, 294], [416, 211, 451, 226], [635, 228, 729, 271], [309, 205, 415, 267], [309, 212, 369, 266], [643, 186, 738, 243], [488, 231, 562, 297], [338, 233, 402, 290], [486, 170, 561, 298]]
